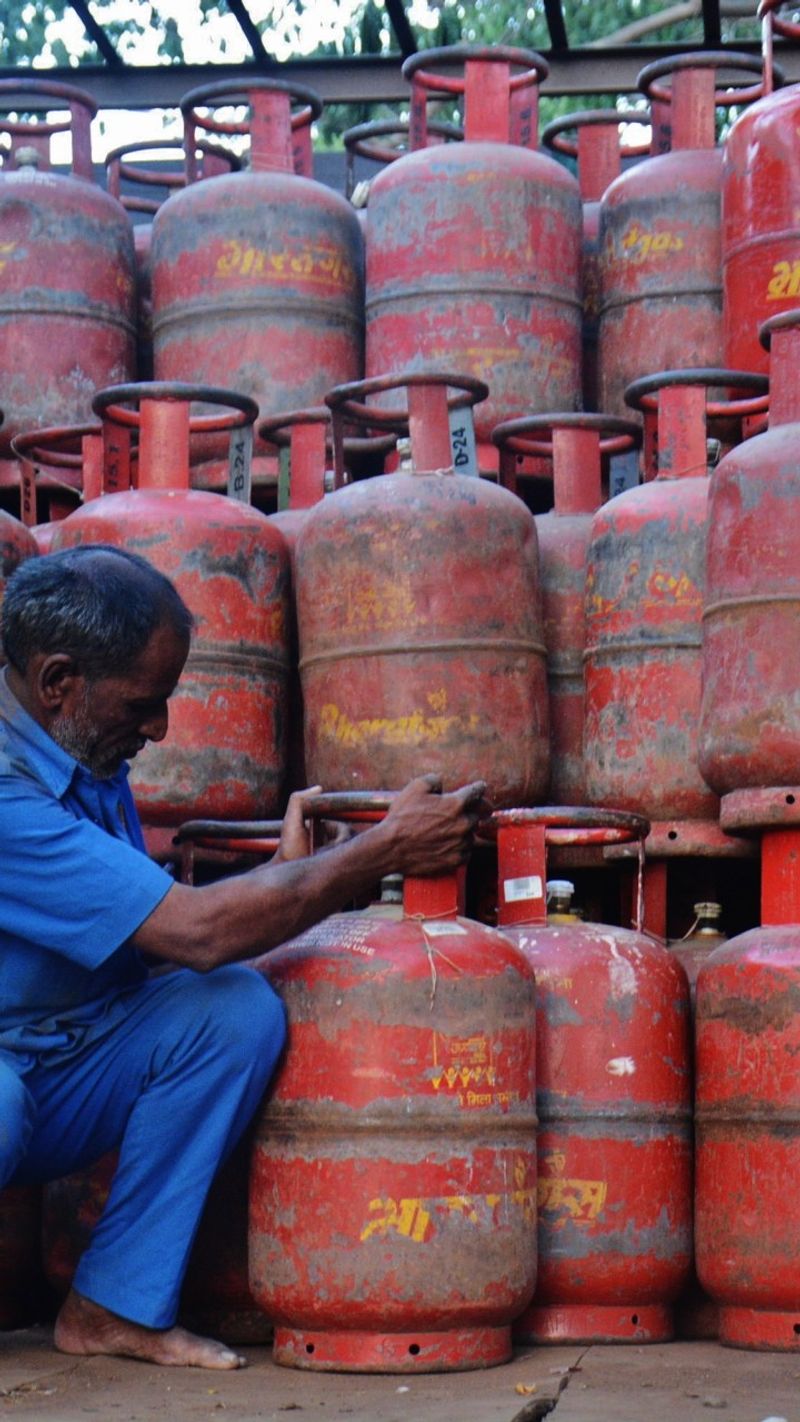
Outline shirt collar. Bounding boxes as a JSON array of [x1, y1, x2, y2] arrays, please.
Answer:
[[0, 667, 130, 800]]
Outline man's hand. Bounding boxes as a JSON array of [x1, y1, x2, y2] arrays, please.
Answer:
[[379, 773, 488, 878], [136, 774, 488, 971], [270, 786, 322, 864]]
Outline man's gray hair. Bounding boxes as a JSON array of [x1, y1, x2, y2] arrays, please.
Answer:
[[2, 545, 194, 679]]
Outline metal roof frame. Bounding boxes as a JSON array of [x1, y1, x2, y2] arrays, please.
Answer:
[[0, 0, 797, 108]]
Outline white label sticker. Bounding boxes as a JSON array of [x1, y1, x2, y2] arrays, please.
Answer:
[[421, 921, 468, 936], [448, 406, 479, 478], [503, 875, 543, 904], [227, 425, 253, 503]]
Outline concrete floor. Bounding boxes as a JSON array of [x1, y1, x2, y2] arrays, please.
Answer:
[[1, 1332, 799, 1422]]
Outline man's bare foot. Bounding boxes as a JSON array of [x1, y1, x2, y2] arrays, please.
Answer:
[[54, 1289, 246, 1369]]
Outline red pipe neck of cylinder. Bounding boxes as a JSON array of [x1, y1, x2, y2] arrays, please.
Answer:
[[412, 62, 538, 148], [552, 426, 602, 514], [289, 423, 327, 509], [496, 823, 548, 927], [408, 384, 454, 473], [136, 400, 190, 491], [768, 326, 800, 427], [670, 68, 716, 151], [655, 385, 708, 479], [403, 870, 464, 919], [250, 89, 296, 173], [761, 828, 800, 925], [577, 124, 621, 201], [81, 431, 104, 503]]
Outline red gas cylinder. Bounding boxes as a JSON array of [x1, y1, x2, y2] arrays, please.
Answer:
[[366, 45, 582, 473], [493, 413, 640, 806], [151, 80, 363, 450], [597, 54, 764, 417], [106, 138, 241, 382], [50, 381, 290, 825], [700, 311, 800, 794], [0, 1186, 43, 1328], [344, 116, 463, 225], [261, 406, 396, 561], [0, 80, 135, 469], [585, 368, 767, 830], [491, 807, 692, 1343], [261, 405, 396, 794], [0, 507, 38, 609], [296, 372, 550, 806], [670, 901, 727, 999], [12, 422, 104, 533], [249, 791, 538, 1372], [722, 2, 795, 376], [667, 897, 727, 1343], [542, 109, 650, 412], [696, 801, 800, 1350]]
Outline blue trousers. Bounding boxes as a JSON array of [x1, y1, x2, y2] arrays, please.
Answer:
[[0, 965, 285, 1329]]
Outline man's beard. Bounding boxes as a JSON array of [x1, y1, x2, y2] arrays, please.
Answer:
[[49, 687, 123, 780]]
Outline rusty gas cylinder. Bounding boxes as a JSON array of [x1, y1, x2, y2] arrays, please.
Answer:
[[151, 80, 363, 451], [295, 372, 549, 806], [344, 116, 463, 224], [493, 413, 640, 806], [50, 381, 290, 824], [11, 422, 104, 533], [106, 138, 241, 382], [262, 406, 395, 564], [584, 368, 767, 827], [0, 508, 38, 614], [542, 110, 650, 412], [0, 80, 135, 463], [722, 3, 794, 376], [0, 1186, 42, 1328], [670, 902, 726, 998], [492, 807, 692, 1344], [695, 797, 800, 1350], [262, 407, 395, 795], [366, 45, 582, 473], [668, 898, 726, 1342], [597, 54, 764, 417], [249, 791, 538, 1373], [700, 311, 800, 795]]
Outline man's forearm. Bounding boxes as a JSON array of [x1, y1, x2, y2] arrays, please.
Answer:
[[134, 819, 402, 970]]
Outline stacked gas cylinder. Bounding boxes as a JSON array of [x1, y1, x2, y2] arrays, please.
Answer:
[[4, 7, 800, 1368]]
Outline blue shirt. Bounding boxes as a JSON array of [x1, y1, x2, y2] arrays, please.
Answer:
[[0, 670, 173, 1055]]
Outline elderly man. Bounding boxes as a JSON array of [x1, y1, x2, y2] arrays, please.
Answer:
[[0, 545, 483, 1371]]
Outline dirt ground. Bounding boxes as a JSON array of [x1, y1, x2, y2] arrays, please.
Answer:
[[2, 1331, 799, 1422]]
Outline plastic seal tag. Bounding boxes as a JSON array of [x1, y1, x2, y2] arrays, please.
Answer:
[[504, 875, 543, 904], [228, 425, 253, 503], [421, 921, 467, 936], [449, 406, 479, 477]]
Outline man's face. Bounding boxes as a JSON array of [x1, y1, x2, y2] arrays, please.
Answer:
[[50, 621, 190, 780]]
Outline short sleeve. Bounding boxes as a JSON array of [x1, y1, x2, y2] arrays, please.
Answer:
[[0, 770, 173, 969]]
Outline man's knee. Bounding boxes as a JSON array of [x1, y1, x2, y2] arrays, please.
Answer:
[[0, 1063, 36, 1188], [205, 964, 287, 1062], [160, 965, 287, 1074]]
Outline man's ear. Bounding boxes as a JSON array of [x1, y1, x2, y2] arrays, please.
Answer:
[[36, 654, 84, 713]]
